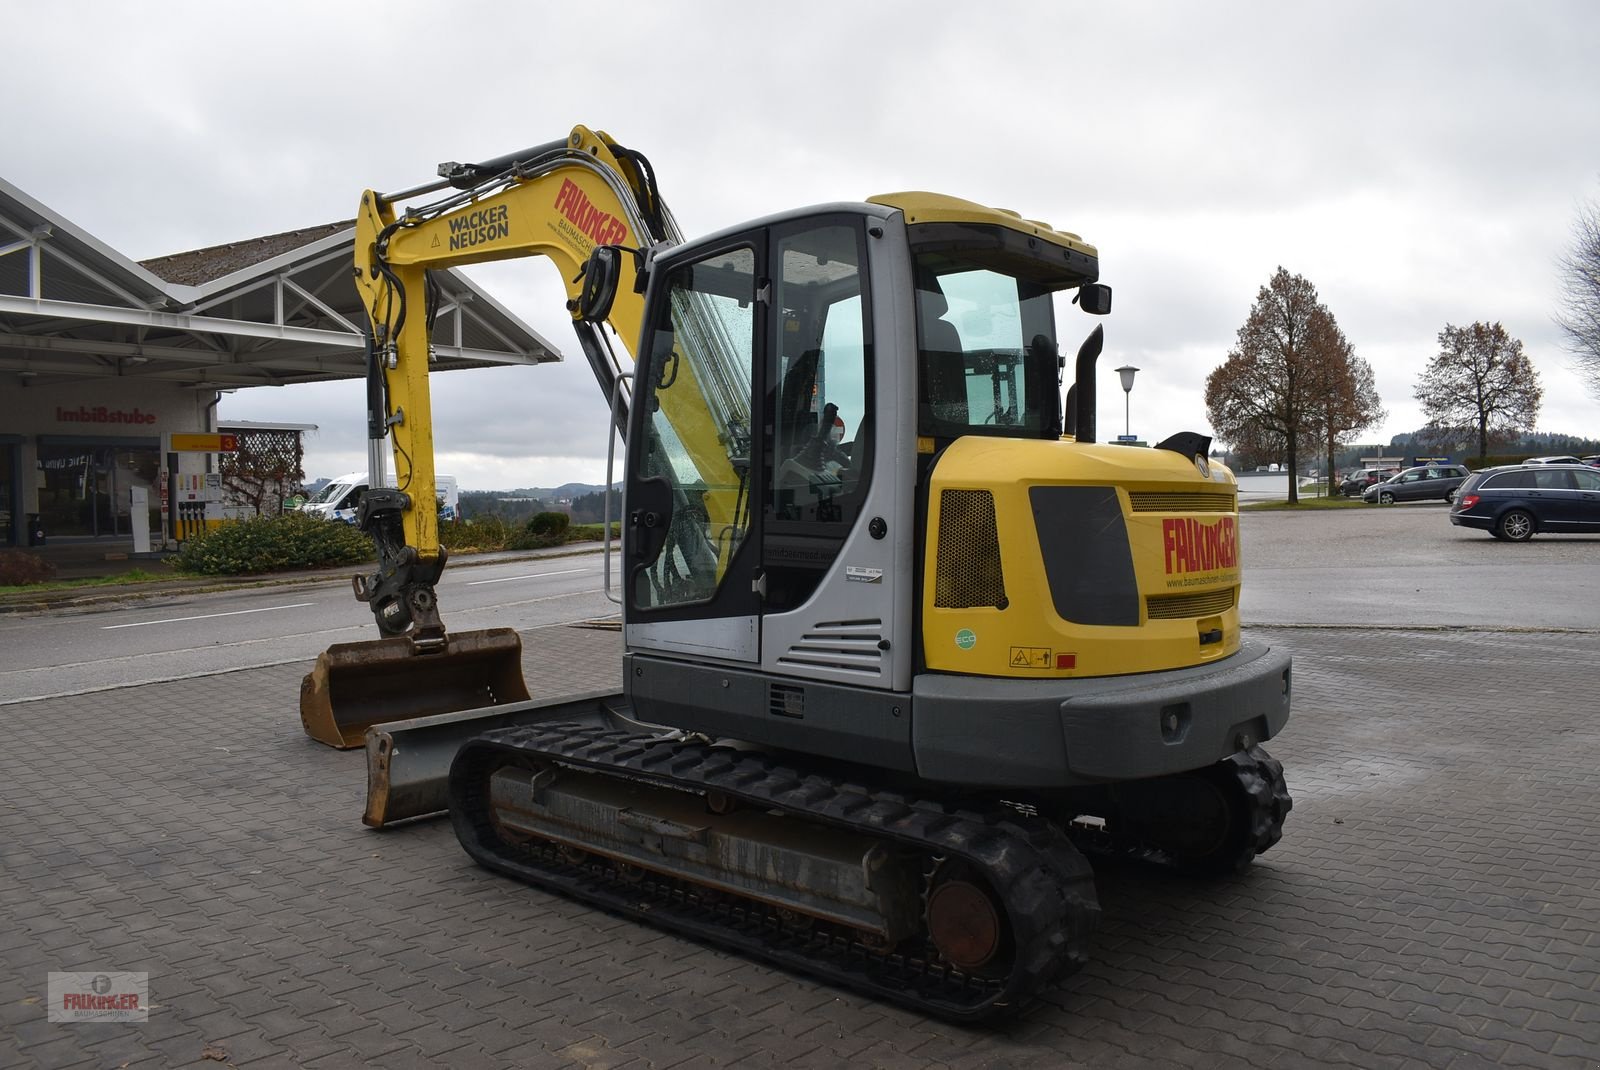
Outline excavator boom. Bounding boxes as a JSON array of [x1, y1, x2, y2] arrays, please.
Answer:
[[301, 126, 674, 748]]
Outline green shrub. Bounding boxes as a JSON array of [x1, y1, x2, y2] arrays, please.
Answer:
[[526, 512, 571, 538], [172, 513, 374, 576], [440, 516, 512, 552], [0, 549, 57, 586]]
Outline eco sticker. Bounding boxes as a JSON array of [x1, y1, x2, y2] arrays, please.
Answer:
[[954, 629, 977, 651]]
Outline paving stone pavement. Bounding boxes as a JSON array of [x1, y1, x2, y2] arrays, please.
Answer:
[[3, 623, 1599, 1068]]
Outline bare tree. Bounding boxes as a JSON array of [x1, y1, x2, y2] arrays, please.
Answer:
[[1306, 327, 1386, 496], [1205, 268, 1355, 504], [1416, 322, 1542, 463], [1555, 189, 1600, 401]]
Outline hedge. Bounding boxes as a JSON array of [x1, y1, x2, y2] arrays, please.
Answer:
[[172, 513, 374, 576]]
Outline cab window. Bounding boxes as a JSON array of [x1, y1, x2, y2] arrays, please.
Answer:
[[762, 219, 874, 613], [769, 223, 871, 528], [914, 257, 1059, 440], [631, 246, 757, 610]]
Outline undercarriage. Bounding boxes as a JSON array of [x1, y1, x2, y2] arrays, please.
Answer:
[[449, 723, 1289, 1020]]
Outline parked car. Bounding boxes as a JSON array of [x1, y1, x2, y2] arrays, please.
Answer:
[[299, 471, 459, 523], [1582, 455, 1600, 468], [1523, 455, 1582, 465], [1361, 464, 1472, 504], [1339, 467, 1400, 497], [1450, 463, 1600, 540]]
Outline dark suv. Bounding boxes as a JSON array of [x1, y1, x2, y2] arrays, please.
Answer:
[[1361, 464, 1471, 504], [1450, 463, 1600, 540]]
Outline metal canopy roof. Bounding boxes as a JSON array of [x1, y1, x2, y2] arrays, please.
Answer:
[[0, 177, 562, 392]]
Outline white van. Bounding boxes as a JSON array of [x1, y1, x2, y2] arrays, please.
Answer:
[[300, 472, 459, 524]]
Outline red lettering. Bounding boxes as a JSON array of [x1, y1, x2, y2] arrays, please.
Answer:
[[552, 178, 627, 246], [554, 178, 579, 215], [1163, 515, 1240, 575], [62, 992, 140, 1009], [55, 405, 157, 426]]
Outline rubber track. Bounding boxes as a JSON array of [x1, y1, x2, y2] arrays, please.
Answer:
[[449, 722, 1100, 1022], [1076, 744, 1293, 875], [1223, 744, 1293, 866]]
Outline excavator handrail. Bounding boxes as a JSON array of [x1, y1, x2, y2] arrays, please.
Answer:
[[603, 371, 632, 606]]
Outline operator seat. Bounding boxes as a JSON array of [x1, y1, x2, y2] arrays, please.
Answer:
[[917, 287, 967, 426]]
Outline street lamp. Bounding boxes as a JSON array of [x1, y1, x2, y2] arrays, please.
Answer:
[[1115, 365, 1139, 439]]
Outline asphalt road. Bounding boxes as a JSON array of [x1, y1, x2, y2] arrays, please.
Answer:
[[1240, 501, 1600, 629], [0, 554, 619, 705]]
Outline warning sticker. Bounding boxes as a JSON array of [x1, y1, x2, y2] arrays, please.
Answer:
[[1009, 647, 1052, 669]]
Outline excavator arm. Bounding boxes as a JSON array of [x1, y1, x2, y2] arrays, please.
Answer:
[[346, 125, 677, 644], [301, 125, 680, 746]]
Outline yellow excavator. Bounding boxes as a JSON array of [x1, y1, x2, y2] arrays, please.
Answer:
[[303, 125, 1293, 1020]]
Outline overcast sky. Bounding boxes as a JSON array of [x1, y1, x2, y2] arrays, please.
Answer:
[[9, 1, 1599, 488]]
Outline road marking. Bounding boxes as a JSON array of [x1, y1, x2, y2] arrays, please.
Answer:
[[4, 622, 378, 678], [101, 602, 318, 630], [465, 568, 590, 586], [0, 608, 622, 706]]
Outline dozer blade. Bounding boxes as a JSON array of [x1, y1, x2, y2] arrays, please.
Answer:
[[300, 628, 531, 749], [362, 689, 627, 828]]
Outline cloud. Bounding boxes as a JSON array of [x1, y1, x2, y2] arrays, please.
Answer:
[[8, 0, 1599, 484]]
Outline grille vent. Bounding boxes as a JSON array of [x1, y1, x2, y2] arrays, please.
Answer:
[[776, 619, 885, 676], [1146, 588, 1236, 619], [769, 683, 805, 718], [1128, 491, 1234, 513], [935, 490, 1007, 609]]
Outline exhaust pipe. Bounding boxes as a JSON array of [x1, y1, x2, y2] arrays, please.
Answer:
[[1073, 325, 1104, 444]]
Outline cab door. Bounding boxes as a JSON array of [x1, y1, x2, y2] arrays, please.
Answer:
[[624, 237, 764, 662], [756, 217, 895, 688], [623, 215, 888, 677]]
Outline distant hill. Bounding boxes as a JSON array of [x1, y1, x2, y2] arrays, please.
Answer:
[[458, 482, 621, 525], [495, 482, 619, 501]]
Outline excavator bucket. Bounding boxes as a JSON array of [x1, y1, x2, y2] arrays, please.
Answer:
[[299, 628, 531, 749]]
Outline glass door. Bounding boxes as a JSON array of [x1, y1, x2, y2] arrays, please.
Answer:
[[626, 239, 763, 659]]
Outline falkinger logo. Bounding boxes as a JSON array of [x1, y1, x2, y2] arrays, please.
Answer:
[[553, 178, 628, 246], [48, 971, 148, 1022], [1161, 515, 1239, 575]]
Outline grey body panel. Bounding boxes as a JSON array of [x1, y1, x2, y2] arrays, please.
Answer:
[[911, 639, 1291, 788], [627, 614, 757, 662], [625, 652, 916, 773], [630, 639, 1289, 790]]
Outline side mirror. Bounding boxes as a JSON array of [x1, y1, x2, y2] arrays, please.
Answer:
[[1078, 283, 1113, 316], [576, 246, 623, 323]]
